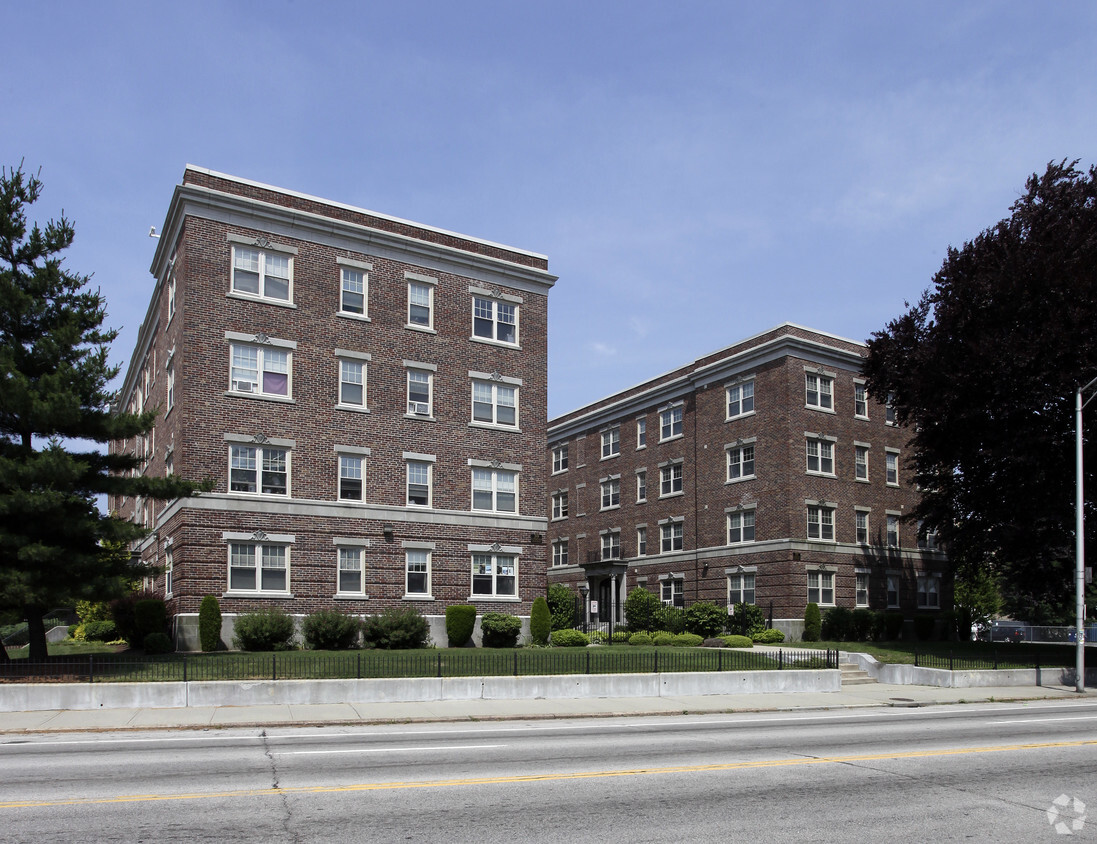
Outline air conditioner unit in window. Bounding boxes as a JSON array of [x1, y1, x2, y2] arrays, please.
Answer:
[[409, 402, 430, 416], [233, 380, 255, 393]]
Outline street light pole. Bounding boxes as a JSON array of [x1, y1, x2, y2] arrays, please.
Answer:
[[1074, 376, 1097, 693]]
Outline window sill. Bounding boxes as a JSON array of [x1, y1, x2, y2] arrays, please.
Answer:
[[600, 504, 621, 512], [336, 404, 371, 413], [551, 516, 568, 523], [806, 471, 837, 479], [855, 414, 870, 421], [636, 498, 647, 505], [636, 444, 647, 451], [468, 421, 521, 433], [659, 434, 684, 444], [403, 594, 435, 601], [855, 477, 870, 483], [404, 413, 437, 422], [659, 490, 685, 499], [337, 312, 372, 322], [337, 497, 365, 504], [222, 591, 294, 599], [470, 336, 520, 350], [226, 291, 297, 309], [551, 469, 569, 476], [226, 491, 292, 499], [726, 476, 756, 485], [886, 482, 900, 488], [468, 595, 520, 602], [334, 593, 370, 600], [726, 410, 756, 423], [225, 390, 296, 404], [600, 453, 620, 461], [405, 323, 437, 334]]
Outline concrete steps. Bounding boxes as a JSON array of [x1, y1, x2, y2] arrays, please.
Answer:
[[840, 662, 876, 685]]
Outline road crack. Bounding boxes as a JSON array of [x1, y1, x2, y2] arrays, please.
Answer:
[[260, 729, 302, 844]]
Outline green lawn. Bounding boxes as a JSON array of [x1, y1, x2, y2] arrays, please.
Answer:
[[783, 639, 1082, 669]]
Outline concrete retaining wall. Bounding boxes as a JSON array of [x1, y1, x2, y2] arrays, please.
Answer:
[[843, 652, 1097, 688]]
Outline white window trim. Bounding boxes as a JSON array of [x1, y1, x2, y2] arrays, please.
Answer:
[[636, 417, 647, 450], [551, 444, 569, 475], [725, 377, 756, 421], [855, 506, 871, 545], [805, 434, 837, 478], [403, 546, 433, 599], [885, 447, 901, 487], [405, 455, 435, 508], [600, 476, 621, 511], [470, 288, 520, 348], [658, 462, 684, 499], [225, 436, 295, 497], [600, 426, 621, 460], [551, 490, 569, 521], [470, 550, 521, 600], [335, 445, 371, 502], [886, 510, 902, 548], [725, 438, 757, 484], [406, 273, 437, 333], [854, 441, 870, 483], [223, 532, 295, 598], [917, 573, 942, 610], [807, 568, 836, 607], [552, 538, 570, 567], [853, 379, 869, 420], [469, 461, 521, 514], [336, 256, 372, 321], [469, 372, 521, 430], [659, 404, 684, 442], [333, 542, 370, 598], [636, 468, 648, 504], [336, 349, 371, 412], [855, 569, 870, 608], [725, 505, 757, 545], [404, 362, 436, 420], [805, 500, 837, 543], [226, 333, 297, 402], [227, 237, 297, 307], [727, 568, 757, 606], [804, 368, 836, 413]]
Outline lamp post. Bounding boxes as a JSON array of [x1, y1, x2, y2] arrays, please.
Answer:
[[1074, 376, 1097, 693]]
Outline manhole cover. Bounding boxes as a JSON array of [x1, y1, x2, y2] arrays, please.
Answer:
[[890, 697, 915, 702]]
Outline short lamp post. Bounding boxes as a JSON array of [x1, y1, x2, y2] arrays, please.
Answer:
[[1074, 376, 1097, 693]]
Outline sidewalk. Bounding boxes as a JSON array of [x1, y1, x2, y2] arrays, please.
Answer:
[[2, 682, 1092, 734]]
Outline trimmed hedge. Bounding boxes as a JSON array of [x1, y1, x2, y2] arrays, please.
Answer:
[[722, 634, 754, 648], [83, 620, 118, 642], [143, 631, 173, 654], [302, 610, 360, 650], [752, 628, 785, 644], [199, 596, 222, 652], [821, 606, 852, 641], [551, 629, 589, 647], [446, 604, 477, 648], [624, 587, 661, 632], [652, 631, 675, 646], [361, 607, 430, 650], [685, 601, 727, 639], [481, 612, 522, 648], [672, 632, 704, 647], [547, 583, 578, 631], [610, 630, 629, 644], [803, 603, 822, 642], [233, 608, 296, 651], [628, 631, 653, 646], [529, 597, 551, 646]]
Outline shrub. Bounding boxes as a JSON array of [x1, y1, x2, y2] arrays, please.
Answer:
[[652, 631, 675, 646], [728, 602, 766, 637], [83, 620, 118, 642], [143, 631, 173, 654], [233, 608, 297, 651], [76, 601, 112, 624], [883, 612, 905, 640], [198, 596, 222, 652], [624, 587, 661, 632], [803, 603, 822, 642], [821, 606, 852, 641], [610, 630, 629, 644], [914, 614, 936, 641], [655, 606, 687, 634], [446, 604, 477, 648], [722, 634, 754, 648], [361, 607, 431, 650], [685, 601, 728, 639], [481, 612, 522, 648], [672, 632, 704, 647], [529, 597, 551, 646], [628, 631, 653, 646], [302, 610, 360, 650], [850, 608, 876, 642], [110, 591, 159, 646], [551, 629, 589, 647], [588, 630, 608, 644], [134, 598, 168, 639], [547, 583, 578, 631], [752, 628, 785, 644]]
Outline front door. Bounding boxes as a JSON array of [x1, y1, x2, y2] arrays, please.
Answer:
[[598, 579, 614, 622]]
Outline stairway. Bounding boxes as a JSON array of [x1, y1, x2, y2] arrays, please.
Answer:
[[840, 662, 876, 685]]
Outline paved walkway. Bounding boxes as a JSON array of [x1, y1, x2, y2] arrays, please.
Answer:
[[2, 682, 1092, 734]]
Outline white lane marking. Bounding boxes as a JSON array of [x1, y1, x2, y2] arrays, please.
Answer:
[[281, 744, 504, 756], [988, 715, 1097, 724]]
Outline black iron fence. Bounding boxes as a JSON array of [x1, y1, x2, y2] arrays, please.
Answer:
[[911, 650, 1074, 671]]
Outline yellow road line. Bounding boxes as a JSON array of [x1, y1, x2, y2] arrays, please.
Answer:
[[3, 739, 1095, 810]]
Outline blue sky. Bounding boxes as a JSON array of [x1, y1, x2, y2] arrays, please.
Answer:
[[3, 1, 1095, 418]]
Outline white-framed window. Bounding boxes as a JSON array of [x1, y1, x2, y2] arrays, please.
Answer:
[[166, 273, 176, 322], [406, 549, 431, 596], [856, 510, 869, 544], [855, 445, 869, 481], [164, 546, 173, 597], [660, 406, 683, 440], [885, 392, 896, 425], [660, 522, 684, 553], [408, 280, 434, 329], [406, 460, 432, 507], [661, 577, 684, 607], [601, 427, 620, 458], [886, 450, 899, 486], [806, 505, 835, 541], [340, 266, 368, 316], [727, 510, 756, 544], [805, 373, 833, 411], [472, 380, 518, 427], [727, 381, 755, 419], [552, 444, 569, 474], [917, 574, 941, 609], [166, 364, 175, 411], [338, 454, 364, 501], [728, 572, 755, 605], [229, 542, 289, 593], [854, 382, 868, 418], [727, 444, 755, 481], [660, 464, 683, 496], [231, 245, 291, 302], [165, 451, 174, 477], [472, 296, 517, 345], [887, 574, 900, 608], [472, 467, 517, 513], [551, 491, 568, 520], [472, 553, 517, 597], [636, 470, 647, 503], [856, 572, 870, 607], [887, 514, 900, 547], [636, 526, 647, 556], [339, 358, 366, 408], [807, 570, 835, 605], [337, 547, 366, 595], [230, 343, 290, 398], [229, 445, 288, 495], [806, 438, 835, 475], [601, 531, 621, 560], [637, 418, 647, 448], [917, 521, 940, 551], [407, 368, 433, 417], [552, 539, 569, 567], [600, 478, 620, 509]]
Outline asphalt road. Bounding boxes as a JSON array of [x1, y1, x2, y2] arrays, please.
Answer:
[[1, 700, 1095, 842]]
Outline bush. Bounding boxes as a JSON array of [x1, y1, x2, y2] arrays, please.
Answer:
[[547, 583, 578, 631], [199, 596, 222, 652], [850, 608, 877, 642], [672, 632, 704, 647], [110, 591, 159, 646], [233, 608, 297, 651], [652, 631, 675, 646], [143, 631, 173, 654], [302, 610, 360, 650], [914, 614, 936, 641], [728, 602, 766, 637], [446, 604, 477, 648], [624, 587, 661, 632], [529, 597, 551, 646], [628, 631, 653, 646], [481, 612, 522, 648], [135, 598, 168, 639], [588, 630, 608, 644], [722, 634, 754, 648], [656, 606, 687, 634], [803, 603, 822, 642], [83, 620, 118, 642], [611, 630, 629, 644], [883, 612, 905, 640], [76, 601, 112, 624], [361, 607, 430, 650], [685, 601, 728, 639], [551, 628, 589, 647], [752, 628, 785, 644], [821, 606, 852, 641]]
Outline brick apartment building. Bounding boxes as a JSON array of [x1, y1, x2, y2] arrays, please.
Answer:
[[545, 323, 948, 639], [110, 166, 556, 648]]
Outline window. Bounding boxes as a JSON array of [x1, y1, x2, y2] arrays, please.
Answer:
[[856, 572, 869, 607], [339, 359, 366, 408], [406, 550, 430, 595], [408, 281, 434, 329], [552, 491, 568, 520], [806, 439, 835, 475], [885, 392, 896, 425], [338, 455, 364, 501], [917, 574, 940, 609], [854, 382, 868, 418], [407, 460, 432, 507], [164, 547, 173, 596], [166, 365, 175, 411], [230, 344, 290, 397], [727, 381, 754, 418], [660, 464, 683, 496], [806, 505, 835, 541], [472, 553, 517, 597], [601, 532, 621, 560], [636, 470, 647, 503], [472, 468, 517, 512], [887, 575, 900, 608], [600, 478, 620, 509], [552, 445, 569, 474], [636, 526, 647, 556], [807, 571, 835, 605], [855, 445, 869, 481], [887, 514, 899, 547], [232, 246, 291, 302], [472, 296, 517, 344], [601, 427, 620, 458], [661, 577, 684, 607], [856, 510, 869, 544], [407, 369, 433, 416], [338, 547, 365, 594], [727, 510, 755, 544], [660, 406, 683, 440], [229, 543, 288, 593], [165, 451, 174, 477], [805, 373, 833, 410], [886, 450, 899, 486], [340, 267, 367, 316], [917, 522, 940, 550], [552, 540, 569, 567], [637, 418, 647, 448], [472, 380, 517, 427], [660, 522, 684, 553], [166, 274, 176, 322], [229, 445, 288, 495], [727, 444, 755, 481], [728, 573, 755, 605]]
